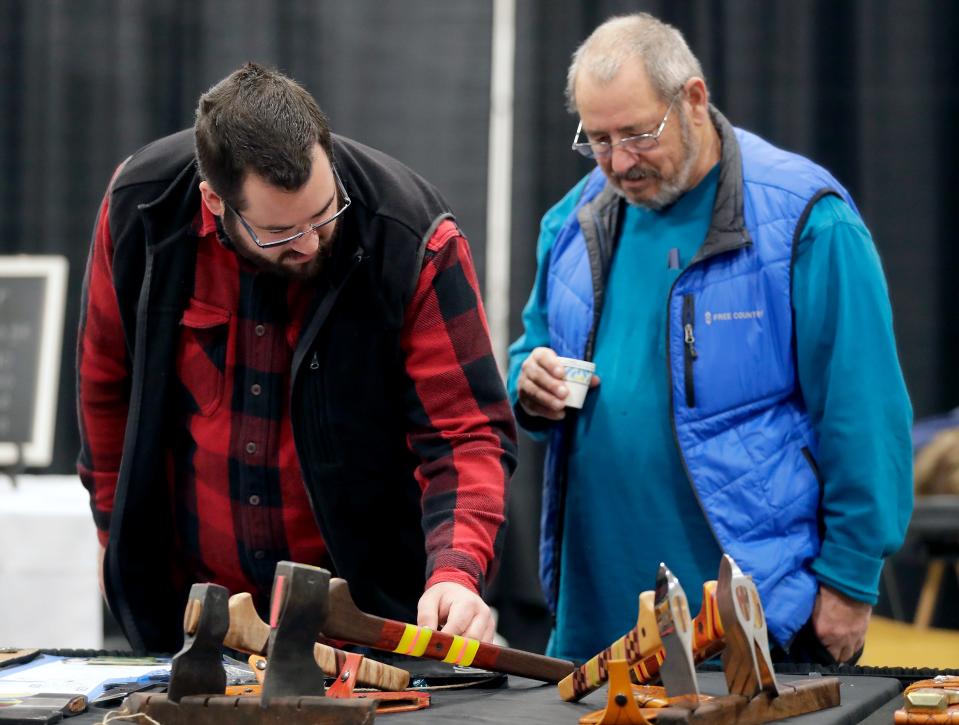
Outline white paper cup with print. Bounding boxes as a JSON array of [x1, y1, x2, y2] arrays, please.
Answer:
[[556, 357, 596, 409]]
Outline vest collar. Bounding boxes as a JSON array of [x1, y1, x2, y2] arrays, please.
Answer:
[[692, 107, 752, 264]]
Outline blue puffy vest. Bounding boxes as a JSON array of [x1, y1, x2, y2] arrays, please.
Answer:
[[542, 113, 858, 646]]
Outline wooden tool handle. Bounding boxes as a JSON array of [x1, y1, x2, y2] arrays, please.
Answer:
[[312, 643, 410, 692], [376, 616, 572, 682], [326, 578, 573, 683], [692, 580, 723, 650], [225, 593, 271, 654], [894, 709, 959, 724], [225, 592, 409, 691], [558, 590, 660, 702], [560, 583, 727, 702]]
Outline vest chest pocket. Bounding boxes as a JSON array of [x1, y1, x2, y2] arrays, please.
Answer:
[[176, 299, 232, 416], [681, 280, 790, 414]]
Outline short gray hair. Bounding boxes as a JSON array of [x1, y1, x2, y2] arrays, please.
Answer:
[[566, 13, 704, 113]]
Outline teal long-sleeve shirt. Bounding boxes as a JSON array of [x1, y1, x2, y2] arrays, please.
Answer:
[[507, 166, 913, 661]]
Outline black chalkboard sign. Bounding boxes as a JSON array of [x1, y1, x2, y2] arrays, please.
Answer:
[[0, 256, 68, 467]]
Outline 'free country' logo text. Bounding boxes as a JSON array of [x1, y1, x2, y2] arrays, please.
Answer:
[[704, 309, 764, 325]]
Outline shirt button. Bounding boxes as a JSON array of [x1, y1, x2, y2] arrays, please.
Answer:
[[253, 550, 266, 560], [254, 324, 266, 337], [250, 383, 262, 396], [249, 494, 261, 506], [245, 441, 257, 454]]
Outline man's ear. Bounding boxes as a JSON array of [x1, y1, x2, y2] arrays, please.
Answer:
[[199, 180, 225, 216], [683, 77, 710, 125]]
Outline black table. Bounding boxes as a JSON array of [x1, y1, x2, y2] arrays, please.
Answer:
[[70, 671, 901, 724]]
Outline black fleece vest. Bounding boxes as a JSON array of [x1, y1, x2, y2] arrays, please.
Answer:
[[101, 129, 453, 652]]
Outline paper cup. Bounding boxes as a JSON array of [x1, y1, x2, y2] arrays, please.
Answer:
[[556, 357, 596, 409]]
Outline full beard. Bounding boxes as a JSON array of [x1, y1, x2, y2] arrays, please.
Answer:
[[612, 108, 700, 211], [217, 215, 333, 280]]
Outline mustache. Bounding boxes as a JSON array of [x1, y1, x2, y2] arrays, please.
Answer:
[[614, 165, 663, 183]]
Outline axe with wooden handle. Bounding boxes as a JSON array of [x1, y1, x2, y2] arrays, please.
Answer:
[[558, 577, 725, 702], [224, 591, 410, 691], [324, 576, 574, 683]]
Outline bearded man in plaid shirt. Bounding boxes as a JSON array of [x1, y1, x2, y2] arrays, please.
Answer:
[[77, 63, 516, 653]]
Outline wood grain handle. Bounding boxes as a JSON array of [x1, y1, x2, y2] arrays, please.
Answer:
[[558, 590, 660, 702], [225, 593, 271, 653], [381, 619, 573, 682], [226, 592, 409, 691], [324, 578, 572, 683], [557, 629, 631, 701], [558, 584, 727, 702], [894, 709, 959, 724], [311, 643, 410, 691]]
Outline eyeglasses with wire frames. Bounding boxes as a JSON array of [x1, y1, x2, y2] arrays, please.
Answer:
[[224, 163, 352, 249], [571, 92, 682, 159]]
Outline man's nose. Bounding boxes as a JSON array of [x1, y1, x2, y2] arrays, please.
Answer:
[[609, 144, 637, 174], [290, 227, 320, 255]]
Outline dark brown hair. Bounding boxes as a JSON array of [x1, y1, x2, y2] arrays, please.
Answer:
[[194, 62, 332, 209]]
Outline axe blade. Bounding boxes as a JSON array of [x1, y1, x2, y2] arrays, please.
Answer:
[[716, 554, 780, 699], [654, 563, 700, 699], [167, 583, 230, 703], [260, 561, 331, 705]]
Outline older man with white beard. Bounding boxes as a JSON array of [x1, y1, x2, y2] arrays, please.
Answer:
[[508, 13, 912, 665]]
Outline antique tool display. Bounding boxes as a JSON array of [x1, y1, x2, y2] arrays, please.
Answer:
[[115, 559, 574, 722], [558, 568, 724, 702], [122, 564, 377, 724], [325, 575, 574, 682], [225, 590, 411, 691], [570, 555, 841, 725], [895, 675, 959, 723]]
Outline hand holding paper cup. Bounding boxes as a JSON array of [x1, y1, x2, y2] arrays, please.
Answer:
[[556, 357, 596, 409]]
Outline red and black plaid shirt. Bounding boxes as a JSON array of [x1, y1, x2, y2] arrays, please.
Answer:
[[78, 192, 515, 602]]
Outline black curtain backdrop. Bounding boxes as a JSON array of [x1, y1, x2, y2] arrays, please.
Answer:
[[1, 1, 956, 649], [0, 0, 493, 473]]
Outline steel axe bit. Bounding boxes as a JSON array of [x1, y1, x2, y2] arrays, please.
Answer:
[[260, 561, 331, 706], [654, 563, 700, 700], [716, 554, 780, 699], [167, 583, 230, 703]]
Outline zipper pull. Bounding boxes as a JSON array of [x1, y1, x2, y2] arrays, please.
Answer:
[[309, 352, 319, 370], [684, 323, 698, 359]]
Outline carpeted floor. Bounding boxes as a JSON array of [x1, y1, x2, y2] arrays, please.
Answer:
[[860, 616, 959, 668]]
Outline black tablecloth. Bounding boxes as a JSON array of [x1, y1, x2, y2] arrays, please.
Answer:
[[68, 671, 901, 724]]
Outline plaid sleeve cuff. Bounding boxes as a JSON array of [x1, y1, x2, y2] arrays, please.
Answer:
[[425, 552, 485, 596]]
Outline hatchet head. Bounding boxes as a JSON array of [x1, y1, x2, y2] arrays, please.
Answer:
[[654, 563, 700, 699], [716, 554, 779, 699], [260, 561, 331, 705], [167, 583, 229, 703]]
